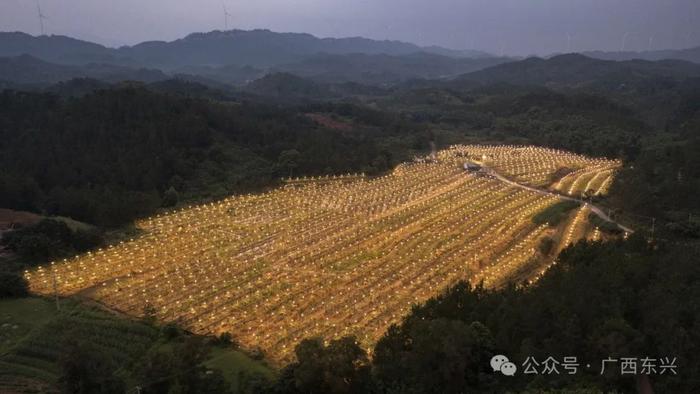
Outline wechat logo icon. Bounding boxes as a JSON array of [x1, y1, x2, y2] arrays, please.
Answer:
[[491, 354, 517, 376]]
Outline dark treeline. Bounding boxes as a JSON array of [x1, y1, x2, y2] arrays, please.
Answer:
[[0, 87, 428, 227], [479, 90, 645, 159], [387, 85, 646, 160], [609, 137, 700, 238], [1, 219, 102, 263]]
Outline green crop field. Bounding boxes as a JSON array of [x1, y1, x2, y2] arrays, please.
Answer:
[[0, 297, 271, 393]]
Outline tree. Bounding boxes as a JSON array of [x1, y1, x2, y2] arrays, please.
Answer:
[[58, 337, 125, 394], [134, 337, 231, 394], [373, 319, 496, 393], [291, 338, 325, 392], [1, 219, 102, 265], [323, 337, 372, 393], [162, 186, 179, 208], [282, 336, 371, 394], [0, 271, 29, 298], [278, 149, 301, 178]]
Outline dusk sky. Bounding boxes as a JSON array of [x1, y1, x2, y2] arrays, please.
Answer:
[[1, 0, 698, 55]]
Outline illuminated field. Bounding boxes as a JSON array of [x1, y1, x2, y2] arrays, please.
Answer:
[[442, 145, 620, 196], [25, 145, 617, 361]]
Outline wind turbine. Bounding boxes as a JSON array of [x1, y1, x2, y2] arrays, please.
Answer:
[[222, 2, 233, 30], [36, 1, 48, 35], [620, 32, 630, 51], [566, 32, 572, 53], [647, 35, 654, 51]]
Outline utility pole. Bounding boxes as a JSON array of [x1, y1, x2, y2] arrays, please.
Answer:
[[52, 269, 60, 311]]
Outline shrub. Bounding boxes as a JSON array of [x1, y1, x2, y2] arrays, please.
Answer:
[[162, 186, 179, 208], [216, 332, 232, 346], [161, 322, 182, 339], [0, 271, 29, 298], [1, 219, 103, 265], [539, 236, 555, 256]]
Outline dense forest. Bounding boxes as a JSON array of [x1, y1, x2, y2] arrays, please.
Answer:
[[0, 86, 428, 228]]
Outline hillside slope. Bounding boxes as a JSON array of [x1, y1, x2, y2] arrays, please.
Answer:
[[274, 52, 508, 85], [585, 46, 700, 64], [0, 55, 167, 85], [456, 54, 700, 89]]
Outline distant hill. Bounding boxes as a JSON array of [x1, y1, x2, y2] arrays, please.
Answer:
[[242, 72, 393, 101], [273, 52, 509, 85], [584, 46, 700, 64], [0, 30, 487, 70], [403, 53, 700, 131], [0, 53, 420, 97], [117, 30, 492, 69], [174, 64, 265, 86], [172, 52, 509, 87], [243, 72, 334, 99], [0, 32, 119, 65], [44, 78, 112, 97], [420, 45, 491, 59], [0, 54, 167, 85], [146, 78, 239, 101], [455, 54, 700, 90], [0, 54, 78, 85]]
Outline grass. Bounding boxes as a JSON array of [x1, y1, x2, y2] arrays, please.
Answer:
[[588, 213, 623, 234], [204, 347, 274, 390], [50, 216, 95, 232], [0, 297, 272, 392], [533, 200, 581, 226], [0, 298, 57, 355], [0, 298, 160, 387]]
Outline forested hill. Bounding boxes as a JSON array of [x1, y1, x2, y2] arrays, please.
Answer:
[[0, 54, 168, 85], [0, 30, 489, 69], [0, 87, 428, 227], [584, 45, 700, 64], [455, 53, 700, 89], [271, 52, 509, 85], [0, 32, 114, 65], [387, 53, 700, 132]]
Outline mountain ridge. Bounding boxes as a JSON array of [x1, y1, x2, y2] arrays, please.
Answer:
[[0, 29, 490, 69], [0, 54, 167, 85], [583, 46, 700, 64], [455, 53, 700, 88]]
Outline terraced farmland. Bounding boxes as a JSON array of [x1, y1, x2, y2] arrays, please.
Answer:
[[442, 145, 620, 196], [25, 145, 618, 361]]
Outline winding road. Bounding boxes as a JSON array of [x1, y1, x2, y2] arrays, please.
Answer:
[[482, 167, 634, 234]]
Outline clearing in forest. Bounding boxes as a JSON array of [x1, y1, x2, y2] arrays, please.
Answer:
[[26, 145, 620, 361]]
